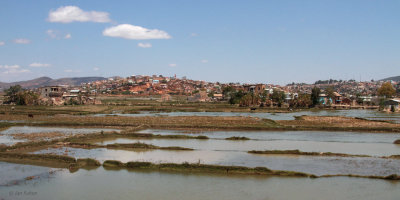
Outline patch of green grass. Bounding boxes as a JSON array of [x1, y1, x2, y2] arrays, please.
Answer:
[[103, 160, 125, 168], [225, 136, 250, 140], [248, 149, 371, 158]]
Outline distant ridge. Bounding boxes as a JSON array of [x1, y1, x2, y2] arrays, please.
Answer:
[[0, 76, 107, 91], [380, 76, 400, 82]]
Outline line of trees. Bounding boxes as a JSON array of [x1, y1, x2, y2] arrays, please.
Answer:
[[3, 85, 39, 105]]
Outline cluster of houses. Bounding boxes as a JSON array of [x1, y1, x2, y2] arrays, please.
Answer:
[[38, 86, 100, 105], [12, 74, 398, 112]]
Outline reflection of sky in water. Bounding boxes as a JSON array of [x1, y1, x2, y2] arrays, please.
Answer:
[[139, 129, 400, 144], [33, 147, 400, 176], [0, 162, 61, 186], [94, 110, 400, 123], [0, 135, 25, 145], [93, 137, 400, 156], [1, 167, 400, 200]]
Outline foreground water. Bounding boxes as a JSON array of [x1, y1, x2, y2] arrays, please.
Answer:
[[95, 109, 400, 123], [0, 162, 59, 186], [2, 128, 400, 199], [1, 167, 399, 200]]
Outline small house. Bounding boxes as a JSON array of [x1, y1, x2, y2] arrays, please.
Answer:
[[384, 98, 400, 112]]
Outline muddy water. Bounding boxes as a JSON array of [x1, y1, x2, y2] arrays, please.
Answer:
[[0, 126, 120, 145], [91, 137, 400, 156], [95, 109, 400, 122], [32, 147, 400, 176], [140, 129, 400, 143], [1, 167, 399, 200], [134, 129, 400, 156], [0, 135, 25, 146], [0, 162, 61, 186]]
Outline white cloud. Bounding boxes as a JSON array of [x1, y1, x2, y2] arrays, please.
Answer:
[[190, 33, 198, 37], [13, 38, 31, 44], [0, 65, 30, 74], [47, 29, 72, 39], [0, 65, 20, 69], [201, 59, 208, 63], [48, 6, 111, 23], [103, 24, 171, 40], [3, 69, 30, 74], [64, 69, 81, 73], [138, 42, 152, 48], [0, 41, 4, 46], [29, 63, 51, 67], [93, 67, 99, 71], [169, 63, 177, 67], [47, 29, 57, 39]]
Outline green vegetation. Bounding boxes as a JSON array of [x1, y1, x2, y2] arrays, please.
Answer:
[[248, 150, 370, 158], [311, 86, 321, 106], [77, 158, 101, 166], [102, 161, 400, 180], [106, 142, 194, 151], [289, 94, 312, 108], [225, 136, 250, 140], [378, 82, 396, 98], [67, 141, 194, 151], [271, 89, 285, 107], [4, 85, 39, 105], [103, 160, 125, 168]]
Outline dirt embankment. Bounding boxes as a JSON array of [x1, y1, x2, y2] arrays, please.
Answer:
[[277, 116, 400, 132]]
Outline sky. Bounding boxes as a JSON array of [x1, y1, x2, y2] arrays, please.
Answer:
[[0, 0, 399, 85]]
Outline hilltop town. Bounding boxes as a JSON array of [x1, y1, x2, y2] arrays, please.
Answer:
[[2, 74, 399, 112]]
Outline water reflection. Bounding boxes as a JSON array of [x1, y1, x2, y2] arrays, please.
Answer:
[[33, 147, 400, 176], [94, 109, 400, 123], [91, 137, 400, 156], [1, 167, 399, 200]]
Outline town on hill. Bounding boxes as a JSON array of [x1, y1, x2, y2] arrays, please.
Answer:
[[1, 74, 400, 112]]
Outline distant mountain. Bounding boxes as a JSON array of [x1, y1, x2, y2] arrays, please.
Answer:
[[0, 76, 107, 91], [380, 76, 400, 82]]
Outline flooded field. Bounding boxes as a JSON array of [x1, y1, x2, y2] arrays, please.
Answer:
[[28, 128, 400, 177], [2, 127, 400, 199], [32, 146, 400, 176], [0, 126, 120, 145], [140, 129, 400, 143], [1, 167, 400, 200], [95, 109, 400, 123], [136, 129, 400, 156], [0, 162, 61, 186], [0, 126, 120, 135]]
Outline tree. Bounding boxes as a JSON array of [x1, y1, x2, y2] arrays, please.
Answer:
[[377, 82, 396, 98], [271, 89, 285, 107], [4, 85, 23, 104], [325, 87, 335, 105], [311, 86, 321, 106], [228, 90, 244, 104], [289, 94, 312, 108], [239, 92, 260, 107], [19, 91, 39, 105], [4, 85, 39, 105], [260, 91, 268, 102]]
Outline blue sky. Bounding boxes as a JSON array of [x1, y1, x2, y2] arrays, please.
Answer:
[[0, 0, 399, 84]]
